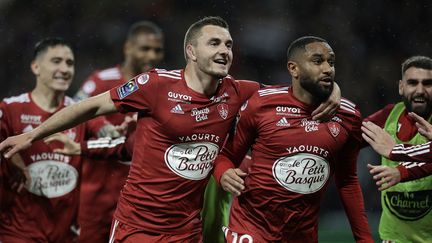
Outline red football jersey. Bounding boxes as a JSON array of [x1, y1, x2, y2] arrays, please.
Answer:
[[75, 66, 132, 241], [110, 69, 259, 234], [214, 86, 372, 242], [0, 93, 101, 242]]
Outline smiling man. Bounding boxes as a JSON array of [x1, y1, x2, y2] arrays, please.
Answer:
[[362, 56, 432, 243], [0, 37, 109, 242]]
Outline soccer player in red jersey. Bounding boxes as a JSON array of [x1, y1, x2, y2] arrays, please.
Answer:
[[73, 21, 164, 243], [214, 36, 373, 243], [0, 37, 108, 242], [0, 18, 339, 242]]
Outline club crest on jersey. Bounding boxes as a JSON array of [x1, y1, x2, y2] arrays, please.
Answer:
[[327, 122, 340, 137], [137, 74, 149, 85], [117, 79, 139, 99], [217, 103, 229, 120]]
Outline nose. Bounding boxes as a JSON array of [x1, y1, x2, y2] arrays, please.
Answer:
[[59, 61, 73, 74], [322, 61, 333, 75], [415, 83, 426, 95]]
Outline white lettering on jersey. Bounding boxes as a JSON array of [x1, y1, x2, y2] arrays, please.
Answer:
[[178, 133, 220, 143], [191, 107, 209, 122], [164, 142, 219, 180], [286, 145, 329, 158], [31, 153, 71, 163], [275, 106, 302, 116], [300, 118, 319, 132], [27, 161, 78, 198], [167, 91, 192, 102], [20, 114, 42, 124], [272, 153, 330, 194]]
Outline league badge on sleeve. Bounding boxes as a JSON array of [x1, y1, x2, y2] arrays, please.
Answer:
[[117, 79, 139, 99]]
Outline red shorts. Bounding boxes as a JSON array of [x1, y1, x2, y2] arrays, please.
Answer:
[[109, 219, 202, 243]]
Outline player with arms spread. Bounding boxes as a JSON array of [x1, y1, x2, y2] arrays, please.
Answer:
[[0, 18, 339, 242]]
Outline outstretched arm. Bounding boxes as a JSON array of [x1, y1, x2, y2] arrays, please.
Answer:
[[0, 91, 116, 158]]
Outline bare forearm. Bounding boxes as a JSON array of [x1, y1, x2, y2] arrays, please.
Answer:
[[31, 92, 116, 141]]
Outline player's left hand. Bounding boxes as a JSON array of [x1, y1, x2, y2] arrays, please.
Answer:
[[361, 121, 395, 158], [311, 82, 340, 122], [367, 164, 401, 191]]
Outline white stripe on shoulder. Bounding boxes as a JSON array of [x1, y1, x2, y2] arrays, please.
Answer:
[[158, 73, 182, 79], [258, 87, 289, 96], [97, 67, 122, 80], [340, 104, 356, 113], [341, 99, 356, 109], [3, 93, 30, 104], [156, 69, 181, 76]]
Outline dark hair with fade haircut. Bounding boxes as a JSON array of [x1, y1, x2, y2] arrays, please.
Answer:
[[286, 36, 328, 61], [127, 20, 164, 41], [183, 16, 229, 61], [33, 37, 73, 60], [401, 56, 432, 76]]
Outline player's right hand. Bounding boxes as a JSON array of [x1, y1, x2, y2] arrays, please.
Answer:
[[0, 132, 34, 159], [220, 168, 247, 196]]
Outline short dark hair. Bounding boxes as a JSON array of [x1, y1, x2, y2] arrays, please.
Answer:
[[286, 36, 328, 61], [401, 56, 432, 76], [127, 21, 164, 41], [33, 37, 73, 60], [183, 16, 229, 60]]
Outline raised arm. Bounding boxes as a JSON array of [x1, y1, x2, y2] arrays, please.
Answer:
[[0, 91, 116, 158]]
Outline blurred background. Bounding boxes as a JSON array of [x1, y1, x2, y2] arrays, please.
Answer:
[[1, 0, 432, 241]]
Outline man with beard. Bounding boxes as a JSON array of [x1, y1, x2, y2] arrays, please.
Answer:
[[360, 56, 432, 242], [214, 36, 373, 242], [73, 21, 164, 243]]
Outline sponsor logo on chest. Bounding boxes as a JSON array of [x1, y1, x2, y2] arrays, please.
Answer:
[[27, 160, 78, 198], [191, 107, 210, 122], [164, 142, 219, 180], [272, 153, 330, 194], [21, 114, 42, 124], [300, 118, 319, 132], [167, 91, 192, 103], [276, 106, 302, 116]]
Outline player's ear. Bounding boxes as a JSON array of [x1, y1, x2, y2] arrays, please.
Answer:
[[31, 60, 39, 76], [287, 61, 298, 78], [398, 79, 403, 96], [186, 44, 197, 62]]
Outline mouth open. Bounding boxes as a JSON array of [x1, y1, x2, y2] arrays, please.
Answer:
[[214, 59, 228, 66]]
